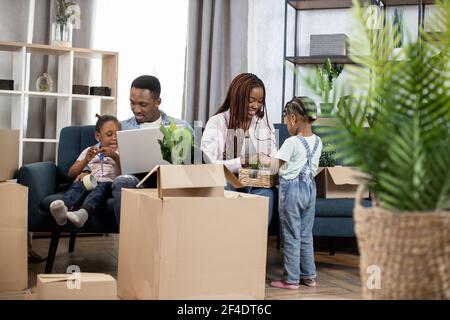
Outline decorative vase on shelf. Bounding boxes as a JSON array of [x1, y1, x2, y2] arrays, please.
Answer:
[[36, 73, 54, 92], [51, 22, 73, 47]]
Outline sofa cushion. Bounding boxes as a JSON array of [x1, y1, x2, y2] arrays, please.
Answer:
[[315, 198, 372, 217]]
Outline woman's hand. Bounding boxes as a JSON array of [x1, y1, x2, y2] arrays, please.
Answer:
[[257, 153, 272, 167]]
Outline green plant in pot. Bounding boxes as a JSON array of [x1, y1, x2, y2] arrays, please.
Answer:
[[309, 58, 343, 117], [51, 0, 79, 47], [319, 143, 337, 167], [306, 0, 450, 299]]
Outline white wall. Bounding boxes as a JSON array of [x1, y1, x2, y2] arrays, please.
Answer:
[[248, 2, 426, 124]]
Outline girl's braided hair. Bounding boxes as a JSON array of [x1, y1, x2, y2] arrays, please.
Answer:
[[283, 96, 317, 123]]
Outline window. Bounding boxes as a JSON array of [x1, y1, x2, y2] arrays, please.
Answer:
[[92, 0, 188, 121]]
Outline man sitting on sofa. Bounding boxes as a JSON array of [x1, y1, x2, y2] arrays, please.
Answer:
[[112, 75, 193, 226]]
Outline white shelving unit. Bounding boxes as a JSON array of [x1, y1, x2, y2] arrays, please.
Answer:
[[0, 41, 118, 167]]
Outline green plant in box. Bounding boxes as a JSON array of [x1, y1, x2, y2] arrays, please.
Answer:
[[158, 121, 193, 165]]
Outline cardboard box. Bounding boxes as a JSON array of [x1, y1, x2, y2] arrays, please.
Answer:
[[0, 289, 33, 300], [0, 182, 27, 292], [315, 166, 369, 199], [0, 129, 19, 182], [36, 273, 118, 300], [118, 164, 269, 300]]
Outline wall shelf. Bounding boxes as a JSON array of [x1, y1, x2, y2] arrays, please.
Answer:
[[0, 40, 118, 167], [286, 55, 354, 64]]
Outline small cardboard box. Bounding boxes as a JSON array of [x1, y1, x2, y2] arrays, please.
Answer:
[[315, 166, 369, 199], [118, 164, 269, 300], [36, 273, 118, 300], [0, 182, 28, 292], [0, 289, 33, 300], [0, 129, 19, 182]]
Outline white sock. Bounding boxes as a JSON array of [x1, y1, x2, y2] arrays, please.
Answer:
[[49, 200, 68, 226], [67, 209, 89, 228]]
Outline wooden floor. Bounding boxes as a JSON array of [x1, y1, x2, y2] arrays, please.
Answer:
[[26, 235, 362, 300]]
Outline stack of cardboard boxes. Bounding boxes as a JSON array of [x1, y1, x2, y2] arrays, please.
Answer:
[[0, 129, 29, 299]]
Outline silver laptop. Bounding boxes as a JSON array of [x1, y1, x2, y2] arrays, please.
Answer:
[[117, 127, 170, 175]]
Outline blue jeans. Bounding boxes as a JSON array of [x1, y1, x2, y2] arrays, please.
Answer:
[[279, 175, 316, 283], [111, 175, 140, 225], [225, 183, 278, 225], [62, 181, 112, 215]]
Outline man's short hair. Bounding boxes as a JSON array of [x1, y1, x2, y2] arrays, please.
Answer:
[[131, 75, 161, 98]]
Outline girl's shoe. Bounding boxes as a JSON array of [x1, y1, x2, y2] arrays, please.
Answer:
[[269, 280, 299, 290], [300, 278, 317, 287]]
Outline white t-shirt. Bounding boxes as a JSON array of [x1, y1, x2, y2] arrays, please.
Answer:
[[77, 147, 119, 183], [275, 135, 322, 180], [139, 116, 162, 129]]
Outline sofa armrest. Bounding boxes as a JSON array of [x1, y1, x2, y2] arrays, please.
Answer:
[[17, 162, 58, 229]]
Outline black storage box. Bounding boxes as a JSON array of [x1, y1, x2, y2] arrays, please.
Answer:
[[0, 79, 14, 90], [72, 85, 90, 95], [90, 86, 111, 96]]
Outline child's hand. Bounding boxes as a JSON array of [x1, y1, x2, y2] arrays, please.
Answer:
[[76, 172, 90, 182], [85, 146, 98, 163], [99, 146, 119, 162]]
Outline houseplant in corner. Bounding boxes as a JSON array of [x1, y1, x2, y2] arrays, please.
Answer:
[[51, 0, 79, 47], [306, 0, 450, 299]]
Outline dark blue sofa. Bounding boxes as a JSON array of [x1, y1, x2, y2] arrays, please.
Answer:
[[18, 125, 118, 273], [274, 124, 371, 254]]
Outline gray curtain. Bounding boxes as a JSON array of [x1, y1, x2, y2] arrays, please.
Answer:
[[24, 0, 97, 164], [183, 0, 249, 126]]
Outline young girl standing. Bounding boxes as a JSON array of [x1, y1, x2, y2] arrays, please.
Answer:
[[266, 96, 323, 289]]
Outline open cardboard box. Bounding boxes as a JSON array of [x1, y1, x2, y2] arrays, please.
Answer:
[[118, 164, 269, 300], [315, 166, 369, 199]]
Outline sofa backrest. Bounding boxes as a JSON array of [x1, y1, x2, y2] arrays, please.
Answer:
[[58, 125, 97, 177]]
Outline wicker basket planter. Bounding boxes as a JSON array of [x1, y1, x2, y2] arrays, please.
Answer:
[[354, 187, 450, 299], [238, 168, 278, 188]]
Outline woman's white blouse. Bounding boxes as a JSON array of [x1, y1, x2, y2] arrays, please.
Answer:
[[201, 110, 278, 173]]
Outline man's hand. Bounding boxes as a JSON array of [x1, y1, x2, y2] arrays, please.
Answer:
[[76, 171, 90, 182], [84, 146, 98, 163]]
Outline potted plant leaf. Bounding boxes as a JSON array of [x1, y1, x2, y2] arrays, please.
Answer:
[[306, 0, 450, 299], [308, 58, 343, 117]]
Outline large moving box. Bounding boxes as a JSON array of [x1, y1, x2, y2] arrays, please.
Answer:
[[0, 129, 19, 182], [315, 166, 369, 198], [118, 164, 269, 300], [0, 182, 28, 292]]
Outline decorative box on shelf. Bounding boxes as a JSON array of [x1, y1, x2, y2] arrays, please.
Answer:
[[310, 34, 348, 56], [238, 168, 278, 188], [0, 79, 14, 90], [90, 86, 111, 96], [72, 85, 89, 95]]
